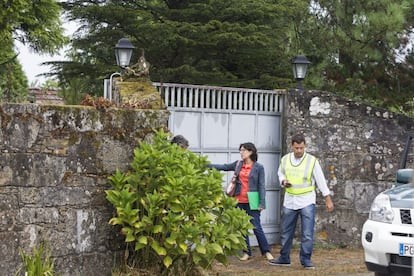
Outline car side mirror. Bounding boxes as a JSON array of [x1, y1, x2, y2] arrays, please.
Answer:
[[395, 168, 414, 186]]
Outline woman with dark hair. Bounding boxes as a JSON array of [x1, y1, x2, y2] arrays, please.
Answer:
[[209, 142, 273, 261]]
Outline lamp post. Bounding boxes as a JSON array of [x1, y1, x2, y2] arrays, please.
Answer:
[[291, 55, 310, 89], [107, 38, 135, 101], [114, 38, 135, 73]]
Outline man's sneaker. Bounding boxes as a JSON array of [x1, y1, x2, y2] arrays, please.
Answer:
[[302, 262, 315, 269], [268, 258, 290, 266], [239, 253, 250, 261], [264, 252, 274, 261]]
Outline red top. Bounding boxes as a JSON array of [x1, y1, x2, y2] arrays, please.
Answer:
[[235, 162, 253, 203]]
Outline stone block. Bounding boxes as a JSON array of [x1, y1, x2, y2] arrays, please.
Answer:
[[118, 79, 165, 109]]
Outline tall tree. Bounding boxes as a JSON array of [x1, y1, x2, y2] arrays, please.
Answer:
[[55, 0, 306, 97], [0, 0, 67, 102], [57, 0, 414, 114], [299, 0, 414, 110]]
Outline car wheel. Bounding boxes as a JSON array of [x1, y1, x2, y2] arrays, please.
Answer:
[[374, 273, 388, 276]]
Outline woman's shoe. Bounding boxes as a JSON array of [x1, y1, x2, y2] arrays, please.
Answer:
[[239, 253, 250, 261], [265, 252, 274, 260]]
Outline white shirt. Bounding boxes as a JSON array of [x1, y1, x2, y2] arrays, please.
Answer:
[[278, 152, 331, 210]]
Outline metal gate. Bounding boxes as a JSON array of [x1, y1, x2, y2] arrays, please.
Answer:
[[154, 82, 284, 245]]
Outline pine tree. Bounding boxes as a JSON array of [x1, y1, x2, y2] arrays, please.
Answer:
[[57, 0, 305, 94]]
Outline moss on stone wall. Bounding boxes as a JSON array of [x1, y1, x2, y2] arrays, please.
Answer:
[[118, 78, 165, 109]]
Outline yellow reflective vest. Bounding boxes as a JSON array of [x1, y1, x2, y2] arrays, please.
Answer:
[[281, 153, 316, 196]]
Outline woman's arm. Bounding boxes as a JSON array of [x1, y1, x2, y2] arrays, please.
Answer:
[[208, 160, 239, 171]]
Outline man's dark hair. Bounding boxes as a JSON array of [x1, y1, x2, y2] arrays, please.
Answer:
[[171, 135, 189, 149], [239, 142, 258, 162], [291, 133, 306, 145]]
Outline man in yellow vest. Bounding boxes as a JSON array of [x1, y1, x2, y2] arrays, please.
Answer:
[[269, 133, 334, 269]]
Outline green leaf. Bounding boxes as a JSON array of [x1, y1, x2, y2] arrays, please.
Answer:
[[152, 224, 164, 233], [133, 221, 146, 230], [138, 235, 148, 245], [178, 242, 188, 253], [108, 217, 122, 225], [135, 242, 146, 251], [169, 203, 183, 212], [105, 190, 120, 205], [208, 243, 224, 254], [163, 256, 173, 268], [195, 244, 206, 254], [165, 236, 176, 246], [125, 232, 135, 243], [151, 241, 167, 256], [227, 234, 241, 244]]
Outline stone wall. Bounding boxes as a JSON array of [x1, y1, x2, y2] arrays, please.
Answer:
[[284, 89, 414, 247], [2, 89, 414, 274], [0, 103, 169, 276]]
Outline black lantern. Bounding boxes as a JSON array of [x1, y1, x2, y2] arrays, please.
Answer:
[[291, 55, 310, 89], [114, 38, 135, 71]]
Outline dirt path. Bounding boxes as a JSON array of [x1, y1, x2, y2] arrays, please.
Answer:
[[209, 245, 374, 276]]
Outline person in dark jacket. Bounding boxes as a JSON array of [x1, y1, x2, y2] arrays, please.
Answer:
[[209, 142, 273, 261]]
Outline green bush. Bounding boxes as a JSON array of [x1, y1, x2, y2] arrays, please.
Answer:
[[106, 129, 252, 275], [15, 242, 55, 276]]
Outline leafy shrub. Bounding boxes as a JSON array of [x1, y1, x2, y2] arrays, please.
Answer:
[[15, 242, 55, 276], [106, 129, 252, 275]]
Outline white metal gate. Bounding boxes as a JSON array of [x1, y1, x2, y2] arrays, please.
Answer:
[[154, 82, 284, 245]]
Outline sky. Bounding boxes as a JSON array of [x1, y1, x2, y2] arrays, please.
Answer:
[[17, 21, 79, 86]]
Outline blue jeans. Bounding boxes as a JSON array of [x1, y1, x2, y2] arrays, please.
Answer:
[[279, 204, 315, 264], [238, 203, 271, 256]]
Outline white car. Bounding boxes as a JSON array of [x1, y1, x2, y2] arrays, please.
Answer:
[[362, 169, 414, 276]]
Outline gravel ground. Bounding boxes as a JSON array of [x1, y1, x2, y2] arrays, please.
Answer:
[[209, 245, 375, 276]]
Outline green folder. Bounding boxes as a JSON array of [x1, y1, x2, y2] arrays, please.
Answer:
[[247, 191, 260, 210]]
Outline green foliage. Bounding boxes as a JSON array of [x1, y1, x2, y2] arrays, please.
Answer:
[[55, 0, 414, 113], [0, 0, 67, 100], [41, 79, 60, 90], [0, 52, 28, 103], [300, 0, 414, 111], [15, 242, 55, 276], [58, 78, 89, 105], [106, 129, 252, 275], [56, 0, 304, 95], [0, 0, 67, 54]]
